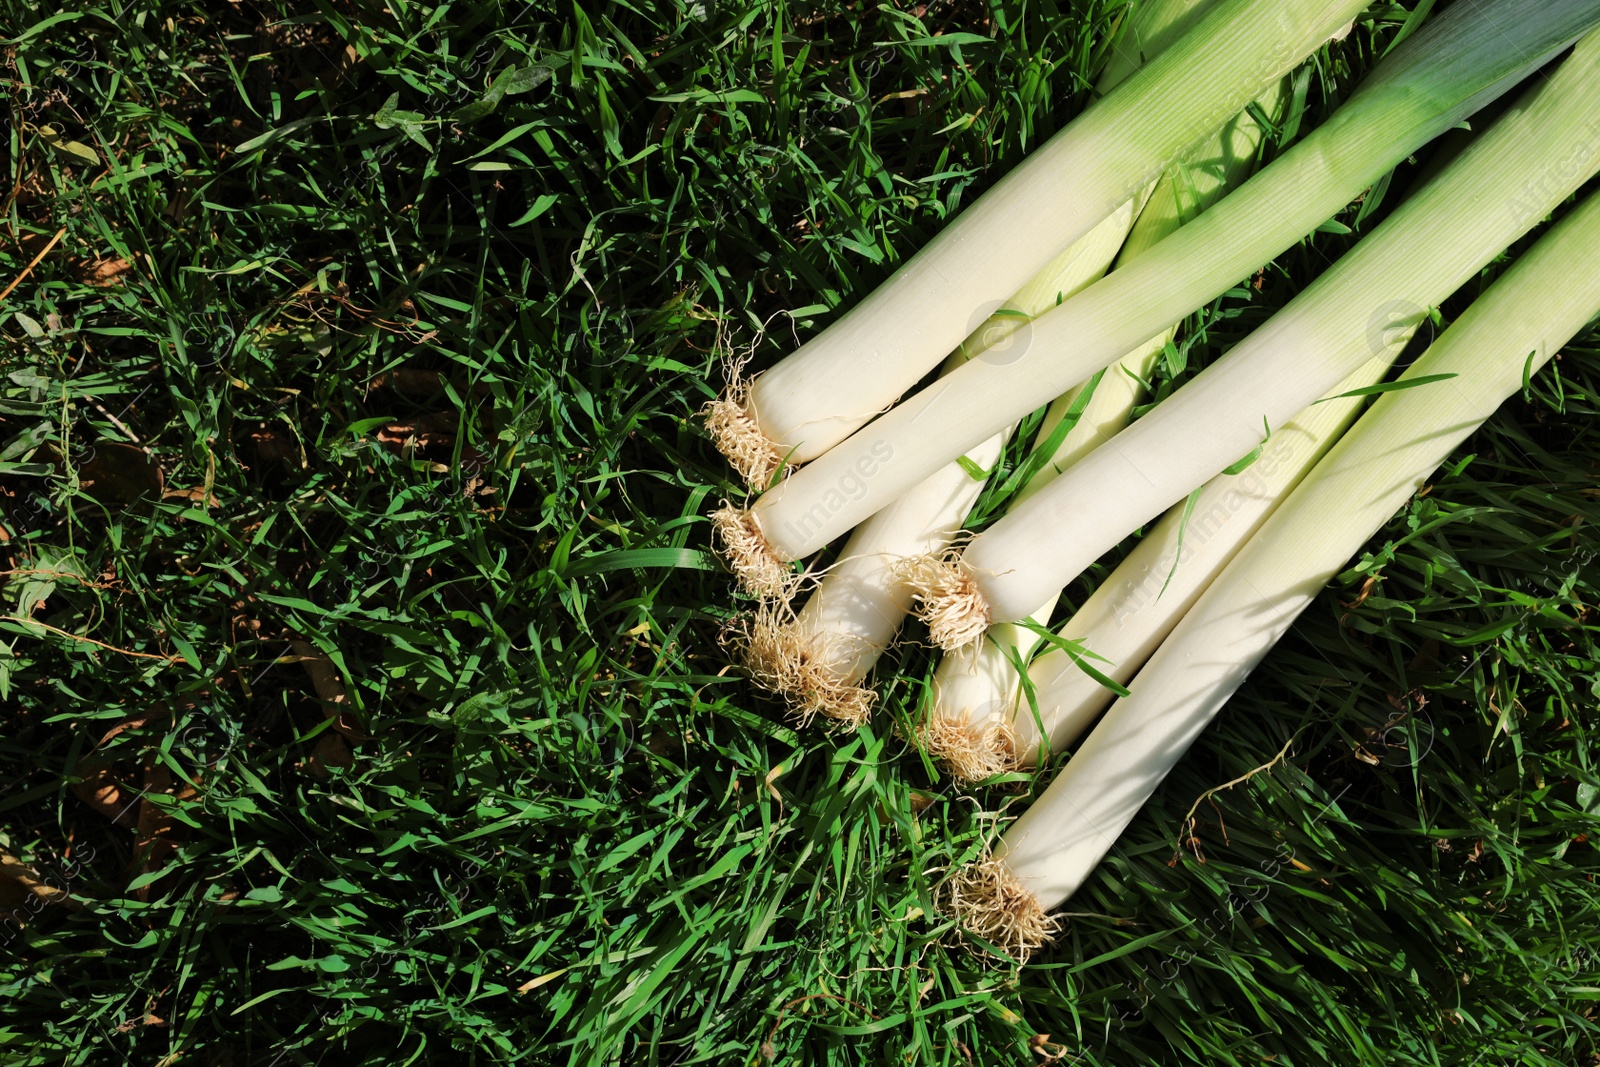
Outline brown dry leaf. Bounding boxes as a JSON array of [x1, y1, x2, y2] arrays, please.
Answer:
[[0, 870, 30, 917], [338, 43, 363, 79], [71, 759, 139, 826], [290, 640, 366, 774], [78, 256, 134, 287], [0, 851, 84, 910], [162, 485, 220, 507], [305, 733, 353, 778], [1407, 640, 1442, 673], [15, 230, 56, 260], [97, 705, 173, 748], [375, 417, 456, 457], [463, 474, 498, 500], [1341, 574, 1379, 612], [133, 762, 175, 866], [289, 640, 347, 707], [291, 34, 363, 92], [371, 416, 489, 471], [368, 367, 447, 396], [132, 759, 199, 901], [250, 425, 301, 465], [1029, 1032, 1073, 1062], [331, 709, 371, 743]]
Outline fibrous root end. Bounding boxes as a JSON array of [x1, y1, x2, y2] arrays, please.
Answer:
[[940, 854, 1059, 963], [732, 604, 875, 730], [711, 505, 796, 600], [917, 712, 1017, 783], [701, 386, 785, 491], [905, 553, 992, 651]]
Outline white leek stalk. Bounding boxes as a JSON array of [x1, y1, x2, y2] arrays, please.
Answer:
[[926, 85, 1285, 774], [946, 181, 1600, 961], [930, 22, 1600, 642], [721, 0, 1600, 595], [733, 0, 1223, 724], [703, 0, 1371, 488]]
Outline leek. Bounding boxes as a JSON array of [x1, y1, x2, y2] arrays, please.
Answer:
[[735, 204, 1137, 723], [710, 0, 1214, 600], [736, 0, 1267, 718], [1014, 354, 1390, 773]]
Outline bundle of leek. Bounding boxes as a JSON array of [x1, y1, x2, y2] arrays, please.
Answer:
[[931, 353, 1396, 780], [731, 204, 1136, 727], [921, 86, 1287, 773], [906, 8, 1600, 647]]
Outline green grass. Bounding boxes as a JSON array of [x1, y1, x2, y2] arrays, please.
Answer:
[[0, 0, 1597, 1064]]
